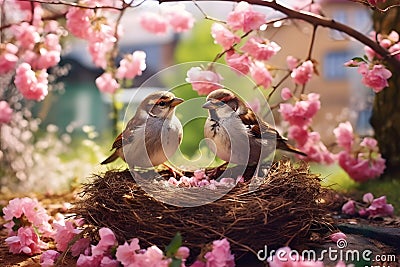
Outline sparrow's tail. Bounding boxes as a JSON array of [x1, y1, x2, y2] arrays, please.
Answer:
[[277, 140, 307, 157], [100, 151, 119, 165]]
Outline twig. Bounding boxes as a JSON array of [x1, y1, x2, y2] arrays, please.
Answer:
[[159, 0, 400, 70]]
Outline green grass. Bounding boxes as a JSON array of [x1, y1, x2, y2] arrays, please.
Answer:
[[310, 163, 400, 215]]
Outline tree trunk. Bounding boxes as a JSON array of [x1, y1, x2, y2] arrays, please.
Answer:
[[370, 1, 400, 174]]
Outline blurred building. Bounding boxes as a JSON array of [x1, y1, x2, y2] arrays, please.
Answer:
[[263, 0, 374, 141]]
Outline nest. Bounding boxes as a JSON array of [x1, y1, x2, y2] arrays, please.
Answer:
[[73, 159, 334, 260]]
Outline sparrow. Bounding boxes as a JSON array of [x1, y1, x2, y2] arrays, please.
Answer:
[[202, 89, 306, 165], [101, 91, 184, 169]]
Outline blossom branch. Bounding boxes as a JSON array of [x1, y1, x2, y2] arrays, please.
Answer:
[[159, 0, 400, 70]]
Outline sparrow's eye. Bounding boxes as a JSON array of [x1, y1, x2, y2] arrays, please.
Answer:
[[158, 101, 167, 107]]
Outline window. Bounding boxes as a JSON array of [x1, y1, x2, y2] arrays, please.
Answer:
[[323, 51, 351, 80]]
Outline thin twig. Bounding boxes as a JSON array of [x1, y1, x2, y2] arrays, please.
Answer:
[[159, 0, 400, 70]]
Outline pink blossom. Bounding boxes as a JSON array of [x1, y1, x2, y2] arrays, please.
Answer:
[[0, 101, 12, 124], [241, 37, 281, 61], [280, 87, 293, 101], [2, 197, 52, 234], [96, 72, 119, 94], [116, 51, 146, 79], [286, 56, 299, 70], [100, 256, 119, 267], [291, 60, 314, 85], [335, 261, 347, 267], [140, 12, 168, 35], [190, 260, 206, 267], [77, 254, 103, 267], [365, 196, 394, 218], [14, 63, 48, 101], [11, 22, 40, 50], [329, 232, 347, 243], [115, 238, 141, 266], [25, 34, 61, 70], [297, 131, 336, 164], [279, 93, 321, 127], [40, 250, 60, 267], [138, 245, 171, 267], [176, 246, 190, 260], [193, 169, 206, 181], [211, 23, 241, 50], [5, 227, 46, 255], [204, 238, 235, 267], [250, 61, 272, 88], [53, 220, 82, 252], [363, 193, 374, 204], [333, 121, 354, 152], [267, 247, 324, 267], [225, 51, 251, 75], [288, 125, 309, 147], [186, 67, 223, 95], [227, 1, 266, 32], [358, 63, 392, 92], [360, 137, 378, 150], [0, 43, 18, 74], [337, 151, 385, 182], [342, 200, 356, 215], [71, 238, 91, 257], [88, 41, 114, 69], [92, 227, 117, 256], [168, 177, 179, 185], [219, 178, 236, 185], [163, 4, 195, 33], [66, 7, 94, 39]]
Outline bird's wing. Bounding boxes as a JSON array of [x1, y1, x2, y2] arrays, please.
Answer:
[[238, 109, 279, 140], [111, 116, 144, 150], [111, 132, 123, 150]]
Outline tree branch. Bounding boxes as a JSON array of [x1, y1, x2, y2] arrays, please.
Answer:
[[159, 0, 400, 70]]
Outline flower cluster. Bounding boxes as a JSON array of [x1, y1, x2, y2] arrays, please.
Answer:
[[187, 1, 280, 94], [2, 197, 52, 255], [345, 31, 398, 93], [278, 101, 386, 181], [185, 66, 223, 95], [0, 0, 66, 102], [2, 197, 236, 267], [65, 2, 151, 94], [334, 122, 385, 182], [167, 169, 244, 189], [279, 93, 335, 164], [342, 193, 394, 218], [139, 3, 195, 35]]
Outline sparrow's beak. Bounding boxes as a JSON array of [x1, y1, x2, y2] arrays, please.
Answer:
[[202, 100, 219, 110], [170, 97, 184, 107]]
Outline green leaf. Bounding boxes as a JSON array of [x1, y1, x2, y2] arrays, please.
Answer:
[[169, 258, 182, 267], [351, 57, 367, 63], [165, 232, 182, 258], [12, 217, 22, 232]]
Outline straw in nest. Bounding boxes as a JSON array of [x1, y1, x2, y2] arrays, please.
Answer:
[[73, 159, 334, 261]]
